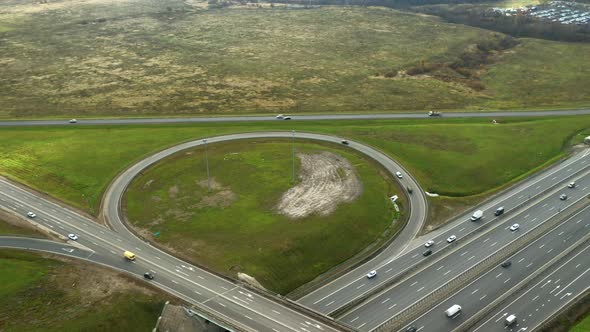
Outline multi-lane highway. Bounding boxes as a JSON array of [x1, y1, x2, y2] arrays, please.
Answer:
[[299, 149, 590, 315], [337, 154, 590, 331], [0, 109, 590, 127], [404, 204, 590, 332]]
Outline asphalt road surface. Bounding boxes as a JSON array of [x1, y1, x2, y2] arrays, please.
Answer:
[[472, 240, 590, 332], [404, 204, 590, 332], [338, 154, 590, 331], [1, 109, 590, 127], [301, 149, 590, 314]]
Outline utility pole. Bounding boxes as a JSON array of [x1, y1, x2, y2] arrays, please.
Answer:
[[204, 139, 211, 192], [292, 130, 296, 183]]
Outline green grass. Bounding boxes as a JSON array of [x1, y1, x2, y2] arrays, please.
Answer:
[[0, 218, 42, 237], [571, 314, 590, 332], [124, 140, 398, 293], [0, 250, 164, 332], [1, 1, 590, 118], [1, 117, 589, 215]]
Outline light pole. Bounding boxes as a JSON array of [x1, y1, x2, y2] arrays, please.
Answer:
[[292, 130, 296, 183], [204, 139, 211, 192]]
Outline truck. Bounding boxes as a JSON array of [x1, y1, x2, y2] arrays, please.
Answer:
[[505, 314, 517, 326], [445, 304, 462, 318], [470, 210, 483, 221], [124, 251, 136, 261], [428, 111, 442, 117]]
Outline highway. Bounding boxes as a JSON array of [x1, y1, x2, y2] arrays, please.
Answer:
[[403, 204, 590, 332], [299, 149, 590, 314], [0, 109, 590, 127], [472, 239, 590, 332], [337, 154, 590, 331]]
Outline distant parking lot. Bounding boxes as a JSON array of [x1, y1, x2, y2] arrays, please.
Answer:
[[491, 1, 590, 25]]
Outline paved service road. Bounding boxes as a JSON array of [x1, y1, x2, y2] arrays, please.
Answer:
[[1, 109, 590, 127], [473, 239, 590, 332], [403, 204, 590, 332], [338, 156, 590, 331], [301, 148, 590, 314]]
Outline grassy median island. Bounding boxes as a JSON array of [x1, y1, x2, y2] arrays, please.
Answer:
[[123, 140, 399, 293], [0, 250, 164, 332], [2, 1, 590, 118]]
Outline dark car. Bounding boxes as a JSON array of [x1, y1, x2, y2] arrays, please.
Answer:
[[423, 249, 432, 257], [341, 140, 349, 145], [494, 207, 505, 216], [407, 186, 413, 194], [501, 261, 512, 268], [406, 326, 417, 332], [144, 272, 154, 280]]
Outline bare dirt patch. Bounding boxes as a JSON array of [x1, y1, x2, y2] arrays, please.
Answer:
[[193, 178, 237, 208], [277, 151, 362, 219]]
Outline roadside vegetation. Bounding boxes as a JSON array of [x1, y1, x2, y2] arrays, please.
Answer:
[[0, 214, 44, 237], [0, 250, 164, 332], [1, 116, 588, 219], [1, 1, 590, 118], [124, 140, 398, 293]]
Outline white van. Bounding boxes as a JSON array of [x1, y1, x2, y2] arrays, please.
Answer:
[[445, 304, 462, 317], [470, 210, 483, 221], [505, 314, 517, 326]]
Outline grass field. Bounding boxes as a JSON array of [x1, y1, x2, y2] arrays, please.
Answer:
[[1, 116, 588, 215], [1, 1, 590, 118], [124, 140, 398, 293], [0, 250, 164, 332], [571, 313, 590, 332]]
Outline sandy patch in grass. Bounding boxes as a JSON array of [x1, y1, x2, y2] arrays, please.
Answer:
[[193, 178, 237, 208], [277, 151, 362, 219]]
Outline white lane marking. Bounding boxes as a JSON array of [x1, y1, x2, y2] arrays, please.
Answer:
[[171, 280, 178, 284], [116, 238, 122, 242], [548, 206, 555, 211], [496, 273, 503, 278], [410, 281, 418, 287], [218, 302, 226, 307], [542, 203, 547, 207], [358, 323, 366, 329], [220, 286, 229, 290], [480, 295, 487, 301], [385, 268, 392, 273], [356, 284, 365, 289], [110, 250, 116, 255], [472, 289, 479, 295], [326, 301, 334, 306], [483, 238, 490, 243], [576, 219, 582, 224], [388, 303, 397, 310], [417, 287, 424, 292], [460, 251, 468, 256], [518, 258, 525, 263], [155, 256, 161, 260], [518, 195, 523, 199], [539, 244, 545, 249], [350, 317, 359, 323], [382, 298, 390, 304], [504, 278, 511, 283], [444, 270, 451, 276], [547, 249, 553, 254], [576, 264, 581, 269], [526, 263, 533, 268], [99, 231, 104, 234], [532, 295, 539, 301], [412, 253, 419, 258], [468, 256, 475, 261], [459, 227, 465, 232], [532, 217, 537, 222], [92, 241, 98, 245], [558, 231, 564, 236], [272, 310, 281, 315], [194, 290, 201, 295], [198, 276, 205, 280], [436, 265, 444, 271], [524, 214, 530, 218], [491, 242, 497, 247], [135, 247, 142, 251]]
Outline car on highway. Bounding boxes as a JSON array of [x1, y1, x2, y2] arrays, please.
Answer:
[[567, 181, 576, 188], [447, 235, 457, 243], [501, 261, 512, 268], [275, 114, 284, 119], [395, 171, 403, 179], [144, 272, 154, 280], [424, 240, 434, 247], [283, 116, 292, 120], [366, 270, 377, 279], [26, 211, 36, 218], [423, 249, 432, 257], [560, 193, 568, 200], [494, 206, 505, 216], [341, 140, 349, 145], [510, 223, 520, 231], [69, 119, 77, 123], [406, 186, 413, 194], [405, 326, 417, 332], [67, 233, 79, 241]]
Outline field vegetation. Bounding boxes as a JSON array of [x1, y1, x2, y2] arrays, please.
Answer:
[[1, 0, 590, 118], [0, 250, 164, 332], [124, 140, 398, 293]]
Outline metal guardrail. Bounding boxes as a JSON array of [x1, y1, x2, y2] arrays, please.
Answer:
[[373, 200, 590, 332], [185, 302, 252, 332]]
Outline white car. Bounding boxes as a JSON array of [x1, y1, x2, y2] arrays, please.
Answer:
[[26, 211, 36, 218], [67, 233, 79, 241], [395, 171, 403, 179], [69, 119, 77, 123], [424, 240, 435, 248], [560, 194, 568, 200], [446, 235, 457, 243], [275, 114, 284, 119], [567, 182, 575, 188], [366, 270, 377, 279], [510, 223, 520, 231]]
